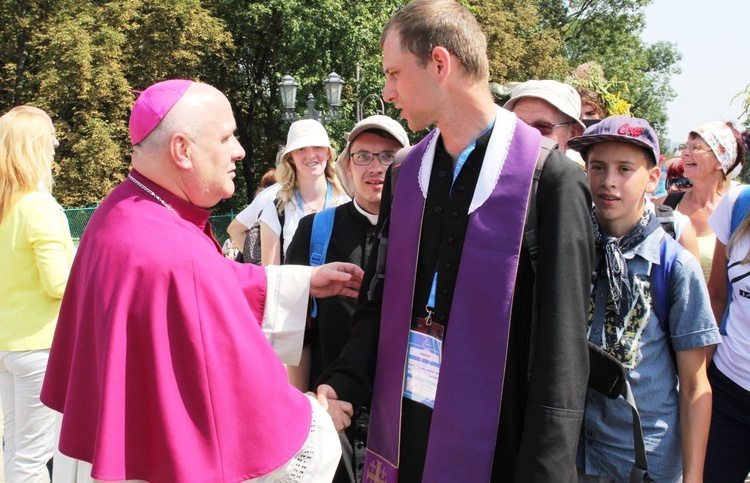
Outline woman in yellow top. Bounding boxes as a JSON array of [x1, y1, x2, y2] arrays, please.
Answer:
[[0, 106, 75, 482]]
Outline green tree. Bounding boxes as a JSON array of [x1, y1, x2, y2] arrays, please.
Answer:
[[0, 0, 231, 207], [1, 0, 683, 212], [734, 83, 750, 120], [538, 0, 681, 144], [472, 0, 569, 83], [205, 0, 404, 210]]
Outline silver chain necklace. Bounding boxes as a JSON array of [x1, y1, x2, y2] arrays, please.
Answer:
[[128, 174, 177, 215]]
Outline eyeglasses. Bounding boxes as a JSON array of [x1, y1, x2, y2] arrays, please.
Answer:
[[529, 121, 575, 136], [666, 177, 694, 190], [350, 150, 397, 166], [678, 143, 712, 154]]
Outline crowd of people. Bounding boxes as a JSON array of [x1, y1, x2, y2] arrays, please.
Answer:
[[1, 0, 750, 482]]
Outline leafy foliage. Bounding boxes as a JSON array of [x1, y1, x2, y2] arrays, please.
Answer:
[[472, 0, 569, 83], [568, 62, 631, 115], [543, 0, 681, 145], [0, 0, 230, 207], [734, 84, 750, 121], [0, 0, 683, 211], [204, 0, 404, 210]]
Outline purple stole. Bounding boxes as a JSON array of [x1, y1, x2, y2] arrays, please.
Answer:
[[364, 120, 542, 482]]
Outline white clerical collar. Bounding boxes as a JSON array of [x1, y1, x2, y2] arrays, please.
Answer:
[[418, 105, 517, 214], [353, 198, 379, 225]]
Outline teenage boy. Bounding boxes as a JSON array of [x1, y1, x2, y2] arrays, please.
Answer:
[[568, 116, 721, 483]]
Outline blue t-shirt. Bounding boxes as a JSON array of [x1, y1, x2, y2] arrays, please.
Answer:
[[578, 227, 721, 482]]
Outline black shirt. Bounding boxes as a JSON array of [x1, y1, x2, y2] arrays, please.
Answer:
[[285, 201, 378, 389]]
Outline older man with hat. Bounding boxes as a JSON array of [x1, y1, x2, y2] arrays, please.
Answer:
[[284, 115, 409, 482], [504, 79, 586, 153], [40, 79, 364, 483]]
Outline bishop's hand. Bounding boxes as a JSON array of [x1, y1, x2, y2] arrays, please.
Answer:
[[310, 262, 363, 299]]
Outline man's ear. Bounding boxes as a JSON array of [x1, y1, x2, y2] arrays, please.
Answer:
[[431, 46, 452, 80], [169, 133, 192, 170], [570, 124, 584, 138]]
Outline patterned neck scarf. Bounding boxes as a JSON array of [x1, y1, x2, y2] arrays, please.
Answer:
[[591, 208, 661, 315]]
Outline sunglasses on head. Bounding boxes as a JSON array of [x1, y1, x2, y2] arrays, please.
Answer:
[[666, 177, 693, 190]]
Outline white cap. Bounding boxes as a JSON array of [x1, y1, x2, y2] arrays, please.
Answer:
[[335, 115, 410, 197], [504, 80, 586, 130], [282, 119, 334, 158]]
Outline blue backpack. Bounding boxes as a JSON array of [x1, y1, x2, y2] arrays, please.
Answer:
[[718, 186, 750, 335], [649, 232, 684, 365], [652, 186, 750, 344], [308, 207, 336, 316]]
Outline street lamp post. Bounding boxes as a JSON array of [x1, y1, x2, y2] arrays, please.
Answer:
[[278, 72, 345, 123], [355, 63, 385, 122]]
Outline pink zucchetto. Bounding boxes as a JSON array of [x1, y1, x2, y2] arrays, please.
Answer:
[[128, 79, 194, 145]]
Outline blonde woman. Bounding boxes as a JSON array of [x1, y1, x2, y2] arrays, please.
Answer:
[[259, 119, 348, 265], [0, 106, 75, 482], [705, 185, 750, 481], [664, 121, 745, 280]]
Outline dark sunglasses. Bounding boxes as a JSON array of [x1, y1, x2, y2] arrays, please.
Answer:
[[666, 177, 693, 190]]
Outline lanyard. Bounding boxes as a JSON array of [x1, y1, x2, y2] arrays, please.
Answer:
[[295, 181, 333, 211], [427, 122, 495, 315]]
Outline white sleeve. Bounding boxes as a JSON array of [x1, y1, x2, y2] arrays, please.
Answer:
[[258, 199, 282, 236], [710, 186, 742, 245], [236, 184, 281, 227], [261, 265, 312, 365], [672, 210, 690, 241], [235, 205, 259, 228]]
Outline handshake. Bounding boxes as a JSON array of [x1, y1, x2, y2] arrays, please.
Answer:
[[311, 384, 353, 434]]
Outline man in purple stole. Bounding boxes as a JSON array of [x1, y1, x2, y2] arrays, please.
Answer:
[[315, 1, 595, 482], [40, 80, 363, 483]]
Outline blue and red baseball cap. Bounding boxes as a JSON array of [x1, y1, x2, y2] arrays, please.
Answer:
[[568, 115, 660, 165]]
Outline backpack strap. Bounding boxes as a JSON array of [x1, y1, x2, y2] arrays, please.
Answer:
[[654, 204, 676, 239], [587, 343, 652, 482], [624, 380, 653, 483], [662, 191, 685, 209], [719, 186, 750, 334], [523, 137, 558, 271], [523, 137, 557, 382], [367, 146, 410, 301], [730, 186, 750, 233], [276, 198, 286, 264], [308, 207, 336, 317], [309, 207, 336, 267], [651, 233, 682, 362]]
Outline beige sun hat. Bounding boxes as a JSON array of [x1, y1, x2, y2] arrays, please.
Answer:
[[504, 80, 586, 130], [281, 119, 334, 160]]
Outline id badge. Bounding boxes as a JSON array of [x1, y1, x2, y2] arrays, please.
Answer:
[[403, 318, 444, 409]]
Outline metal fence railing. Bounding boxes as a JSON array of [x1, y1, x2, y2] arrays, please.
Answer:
[[64, 206, 98, 242], [64, 206, 235, 247], [209, 214, 234, 246]]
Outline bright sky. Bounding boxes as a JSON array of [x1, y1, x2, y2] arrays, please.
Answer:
[[642, 0, 749, 151]]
